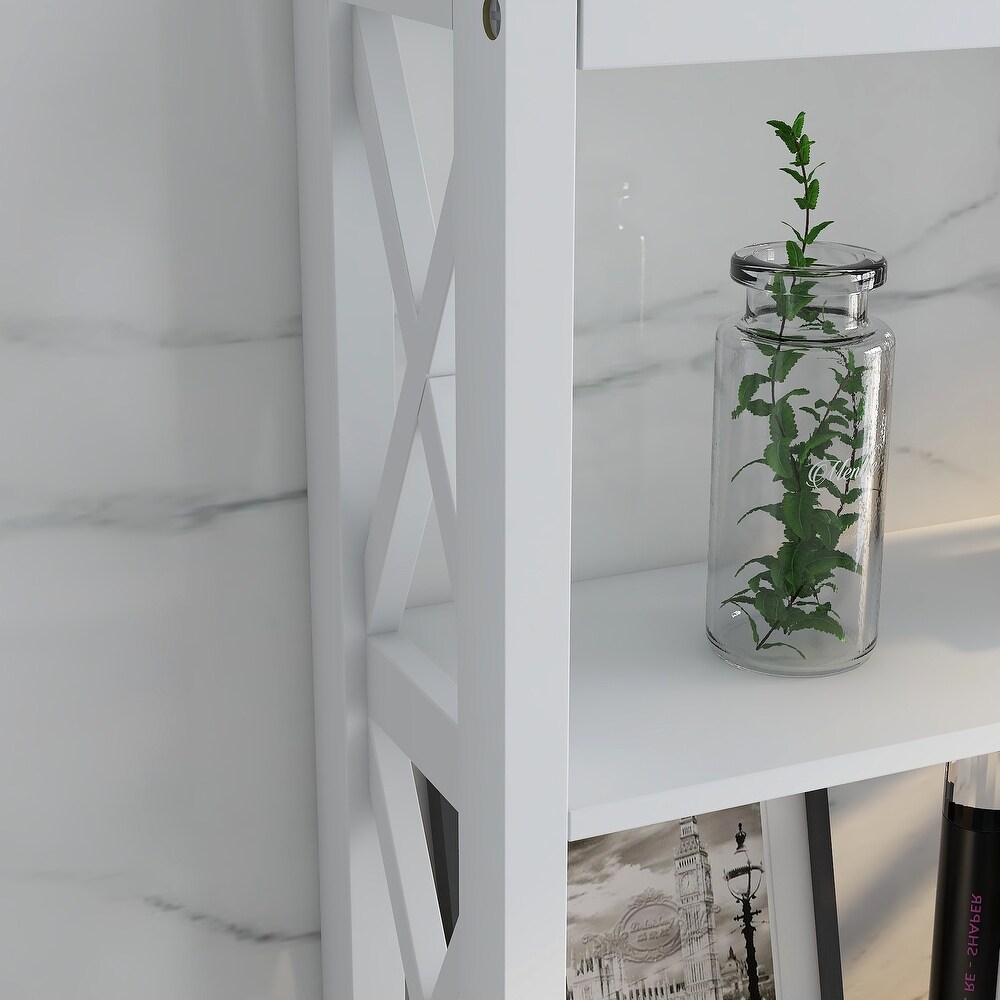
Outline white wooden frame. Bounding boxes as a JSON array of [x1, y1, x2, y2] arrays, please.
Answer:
[[294, 1, 574, 997], [292, 2, 1000, 998], [762, 797, 824, 999]]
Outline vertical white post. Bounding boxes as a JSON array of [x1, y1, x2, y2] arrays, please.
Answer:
[[454, 1, 577, 997], [292, 1, 403, 997]]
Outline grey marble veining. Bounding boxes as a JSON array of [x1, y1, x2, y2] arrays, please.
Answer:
[[0, 488, 306, 535], [138, 894, 319, 945], [0, 2, 318, 997], [23, 869, 320, 945], [0, 315, 302, 352]]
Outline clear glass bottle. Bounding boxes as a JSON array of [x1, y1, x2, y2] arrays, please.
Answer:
[[706, 242, 894, 677]]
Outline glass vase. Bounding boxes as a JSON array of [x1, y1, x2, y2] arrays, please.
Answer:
[[706, 242, 894, 677]]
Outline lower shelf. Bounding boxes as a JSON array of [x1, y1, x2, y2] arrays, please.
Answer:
[[398, 515, 1000, 840]]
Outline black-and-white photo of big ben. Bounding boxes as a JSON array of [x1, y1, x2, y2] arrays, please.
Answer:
[[567, 806, 776, 1000]]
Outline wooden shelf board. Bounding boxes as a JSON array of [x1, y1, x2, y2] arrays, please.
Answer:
[[399, 516, 1000, 840]]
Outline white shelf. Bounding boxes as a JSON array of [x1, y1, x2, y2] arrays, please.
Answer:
[[398, 515, 1000, 840], [579, 0, 1000, 70]]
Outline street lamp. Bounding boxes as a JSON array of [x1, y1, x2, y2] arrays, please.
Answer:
[[723, 823, 764, 1000]]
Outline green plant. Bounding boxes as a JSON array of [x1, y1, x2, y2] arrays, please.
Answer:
[[722, 113, 867, 659]]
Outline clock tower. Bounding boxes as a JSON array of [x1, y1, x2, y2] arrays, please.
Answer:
[[674, 816, 723, 1000]]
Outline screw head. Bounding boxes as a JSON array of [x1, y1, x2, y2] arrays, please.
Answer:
[[483, 0, 501, 39]]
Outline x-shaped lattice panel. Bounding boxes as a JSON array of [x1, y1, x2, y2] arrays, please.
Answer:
[[354, 8, 459, 999], [355, 7, 457, 636]]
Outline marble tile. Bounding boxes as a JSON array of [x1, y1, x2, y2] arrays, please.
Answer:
[[0, 508, 319, 999], [0, 1, 318, 996]]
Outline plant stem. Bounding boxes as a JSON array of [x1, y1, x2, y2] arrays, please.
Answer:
[[767, 135, 812, 483], [753, 137, 816, 652]]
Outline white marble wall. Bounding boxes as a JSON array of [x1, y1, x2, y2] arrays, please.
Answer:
[[0, 3, 319, 998], [574, 47, 1000, 581]]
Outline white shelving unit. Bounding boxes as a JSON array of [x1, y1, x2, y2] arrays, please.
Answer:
[[396, 516, 1000, 841], [291, 3, 1000, 998]]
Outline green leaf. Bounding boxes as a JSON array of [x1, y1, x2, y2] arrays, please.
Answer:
[[817, 478, 846, 502], [764, 440, 795, 481], [812, 508, 845, 548], [757, 588, 787, 628], [785, 606, 846, 641], [746, 614, 761, 647], [738, 372, 769, 405], [780, 166, 805, 183], [807, 178, 820, 209], [800, 429, 836, 458], [767, 120, 799, 156], [732, 372, 769, 418], [731, 457, 767, 482], [793, 545, 859, 585], [791, 279, 818, 298], [771, 540, 797, 596], [781, 488, 819, 540], [798, 135, 812, 165], [746, 399, 772, 417], [841, 427, 865, 450], [840, 370, 864, 394], [792, 111, 805, 137], [805, 220, 834, 244], [735, 554, 776, 578], [769, 349, 804, 383], [785, 241, 806, 268], [737, 502, 785, 526], [781, 221, 806, 244], [770, 397, 799, 446]]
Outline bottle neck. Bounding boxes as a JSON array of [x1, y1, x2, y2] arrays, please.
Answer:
[[744, 288, 870, 336]]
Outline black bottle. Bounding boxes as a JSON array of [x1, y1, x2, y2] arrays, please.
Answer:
[[929, 755, 1000, 1000]]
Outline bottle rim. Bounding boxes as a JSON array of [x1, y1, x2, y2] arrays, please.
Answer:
[[731, 241, 887, 293]]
